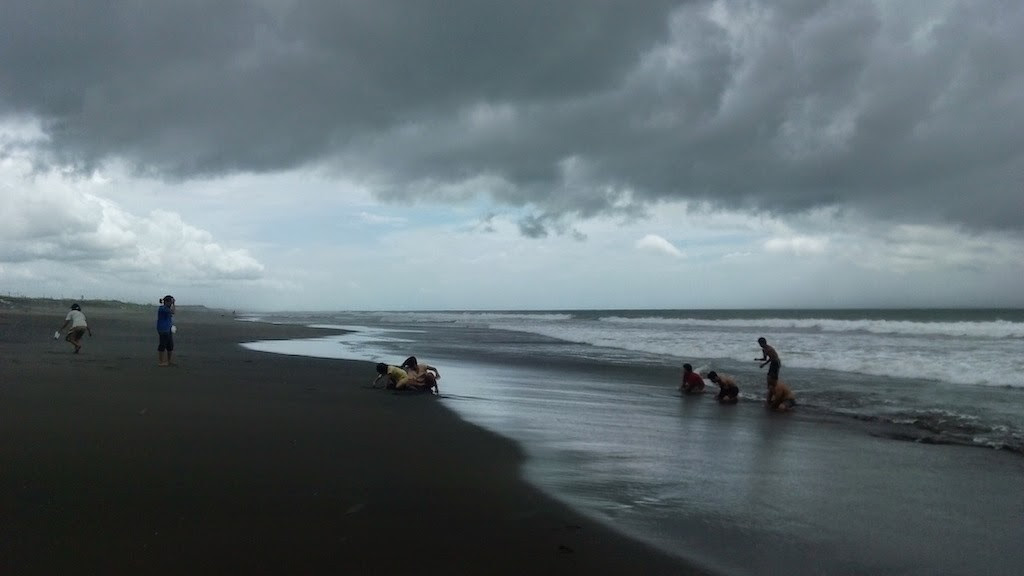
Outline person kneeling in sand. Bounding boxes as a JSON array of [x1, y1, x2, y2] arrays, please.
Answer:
[[679, 363, 705, 395], [767, 379, 796, 412], [707, 371, 739, 404], [373, 363, 413, 390], [400, 356, 440, 394]]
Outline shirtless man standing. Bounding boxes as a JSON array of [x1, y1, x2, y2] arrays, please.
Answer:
[[756, 337, 781, 386]]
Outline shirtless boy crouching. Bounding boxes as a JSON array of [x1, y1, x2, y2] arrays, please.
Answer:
[[707, 371, 739, 404], [400, 356, 440, 394], [374, 359, 440, 394], [767, 379, 797, 412]]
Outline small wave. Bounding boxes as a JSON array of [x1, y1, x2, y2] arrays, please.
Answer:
[[383, 311, 575, 324], [471, 318, 1023, 387], [874, 430, 1024, 455], [438, 392, 496, 403], [863, 408, 1024, 455], [598, 316, 1024, 339]]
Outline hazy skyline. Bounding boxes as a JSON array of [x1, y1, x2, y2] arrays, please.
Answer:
[[2, 1, 1022, 310]]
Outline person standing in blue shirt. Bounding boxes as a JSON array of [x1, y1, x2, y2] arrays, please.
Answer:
[[157, 295, 175, 366]]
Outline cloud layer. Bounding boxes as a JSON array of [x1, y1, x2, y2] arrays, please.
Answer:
[[2, 0, 1022, 236], [0, 156, 264, 290]]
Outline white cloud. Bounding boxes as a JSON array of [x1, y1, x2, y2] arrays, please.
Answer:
[[2, 146, 1023, 310], [358, 211, 407, 226], [0, 157, 264, 292], [763, 235, 829, 255], [128, 210, 264, 281], [635, 234, 685, 258]]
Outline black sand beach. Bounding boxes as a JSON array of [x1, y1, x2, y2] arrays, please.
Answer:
[[244, 310, 1024, 576], [0, 304, 699, 574]]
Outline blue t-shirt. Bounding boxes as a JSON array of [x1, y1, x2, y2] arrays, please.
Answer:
[[157, 305, 174, 332]]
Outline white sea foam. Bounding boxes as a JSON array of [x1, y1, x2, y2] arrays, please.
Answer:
[[599, 316, 1024, 339], [381, 311, 575, 324], [477, 316, 1024, 388]]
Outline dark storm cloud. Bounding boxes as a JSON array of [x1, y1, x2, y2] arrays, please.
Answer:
[[1, 1, 1022, 233]]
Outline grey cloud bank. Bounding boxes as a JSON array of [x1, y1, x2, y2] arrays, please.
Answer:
[[1, 0, 1023, 236]]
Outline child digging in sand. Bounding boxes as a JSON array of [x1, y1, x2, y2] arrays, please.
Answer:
[[373, 363, 412, 390]]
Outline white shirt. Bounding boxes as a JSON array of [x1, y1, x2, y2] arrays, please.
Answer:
[[65, 310, 88, 328]]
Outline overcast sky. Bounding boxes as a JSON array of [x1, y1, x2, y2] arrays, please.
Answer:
[[2, 0, 1022, 311]]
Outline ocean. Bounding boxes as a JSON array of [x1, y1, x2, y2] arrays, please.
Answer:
[[241, 309, 1024, 575]]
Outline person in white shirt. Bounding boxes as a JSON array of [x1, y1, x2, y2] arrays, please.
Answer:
[[57, 303, 92, 354]]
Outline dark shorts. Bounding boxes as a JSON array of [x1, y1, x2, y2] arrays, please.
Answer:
[[158, 331, 174, 352], [717, 385, 739, 400], [767, 360, 781, 380], [65, 327, 87, 342]]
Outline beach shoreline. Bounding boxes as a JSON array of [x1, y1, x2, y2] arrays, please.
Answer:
[[0, 304, 701, 574], [238, 310, 1024, 576]]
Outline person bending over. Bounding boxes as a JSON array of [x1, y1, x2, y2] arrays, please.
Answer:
[[400, 356, 440, 394], [767, 379, 796, 412], [679, 363, 705, 395], [373, 363, 413, 390], [707, 371, 739, 404], [57, 303, 92, 354]]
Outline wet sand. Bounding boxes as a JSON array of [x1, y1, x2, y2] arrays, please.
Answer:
[[0, 304, 699, 575]]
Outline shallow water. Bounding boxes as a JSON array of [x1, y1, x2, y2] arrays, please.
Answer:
[[242, 310, 1024, 575]]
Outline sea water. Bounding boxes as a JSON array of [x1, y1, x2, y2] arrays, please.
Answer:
[[242, 309, 1024, 575]]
